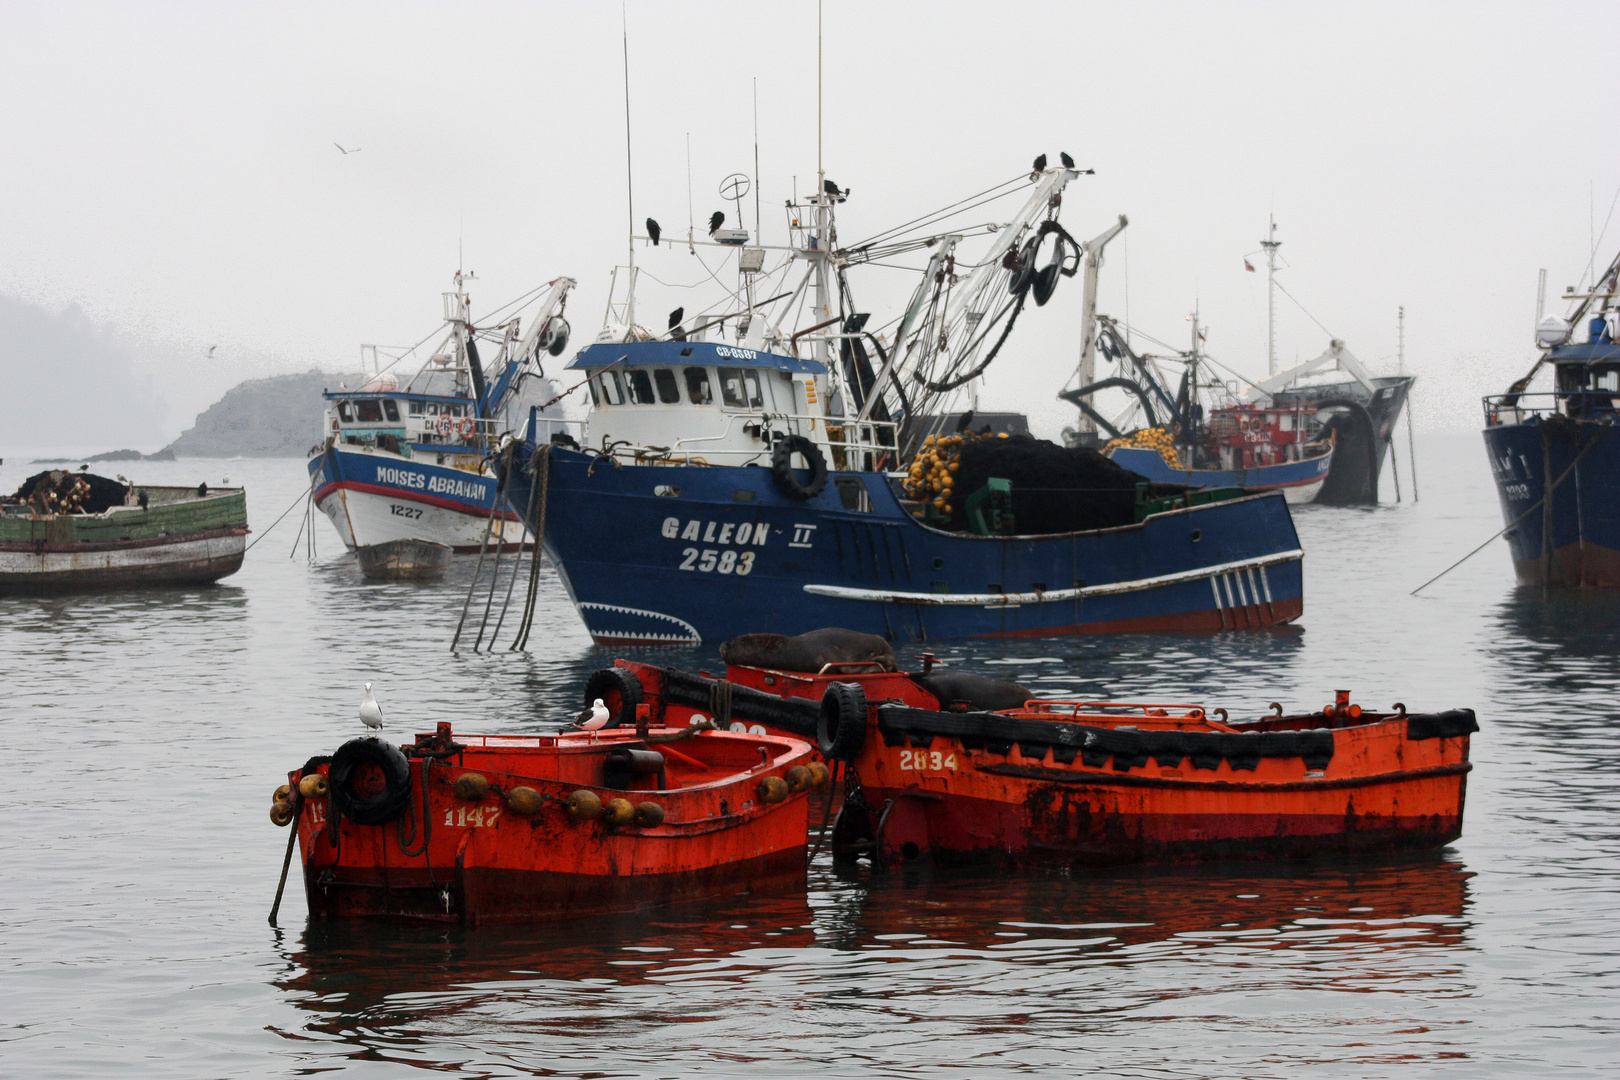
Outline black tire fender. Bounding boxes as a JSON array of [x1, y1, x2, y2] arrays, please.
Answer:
[[1008, 235, 1041, 297], [818, 681, 868, 763], [770, 434, 829, 501], [329, 738, 412, 826], [584, 667, 643, 728]]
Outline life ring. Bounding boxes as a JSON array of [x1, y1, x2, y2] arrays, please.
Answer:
[[328, 737, 412, 826], [770, 434, 829, 501], [437, 415, 453, 437], [1237, 414, 1252, 431], [459, 416, 476, 439], [583, 667, 644, 729], [818, 682, 868, 763]]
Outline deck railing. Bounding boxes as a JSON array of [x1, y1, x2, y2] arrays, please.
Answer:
[[1483, 391, 1620, 427]]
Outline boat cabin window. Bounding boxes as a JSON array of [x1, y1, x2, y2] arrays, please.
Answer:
[[336, 401, 353, 422], [408, 401, 423, 416], [1589, 366, 1620, 393], [591, 370, 626, 407], [626, 369, 656, 405], [654, 368, 681, 404], [835, 476, 872, 512], [356, 399, 384, 422], [718, 367, 763, 410], [684, 366, 713, 404], [382, 400, 400, 422]]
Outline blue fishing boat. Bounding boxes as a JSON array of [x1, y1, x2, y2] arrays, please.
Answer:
[[307, 274, 574, 552], [504, 159, 1304, 644], [1483, 249, 1620, 587]]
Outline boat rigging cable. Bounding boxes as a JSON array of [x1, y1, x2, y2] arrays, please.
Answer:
[[1409, 430, 1602, 594]]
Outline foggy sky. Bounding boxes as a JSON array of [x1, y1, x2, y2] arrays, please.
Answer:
[[1, 0, 1616, 453]]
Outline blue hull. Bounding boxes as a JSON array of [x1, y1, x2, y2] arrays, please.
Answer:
[[509, 447, 1304, 644], [1107, 446, 1332, 500], [1482, 418, 1620, 587]]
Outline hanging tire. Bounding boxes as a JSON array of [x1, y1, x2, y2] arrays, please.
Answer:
[[329, 738, 412, 826], [770, 435, 828, 501], [584, 667, 643, 729], [818, 682, 868, 763], [1008, 235, 1041, 297]]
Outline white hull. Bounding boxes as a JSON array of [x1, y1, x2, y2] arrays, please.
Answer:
[[1280, 478, 1326, 505], [315, 485, 530, 553]]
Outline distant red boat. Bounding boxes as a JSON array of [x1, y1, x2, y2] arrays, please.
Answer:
[[613, 657, 1477, 869], [271, 717, 824, 924]]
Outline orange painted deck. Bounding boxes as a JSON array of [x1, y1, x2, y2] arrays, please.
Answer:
[[285, 723, 819, 923]]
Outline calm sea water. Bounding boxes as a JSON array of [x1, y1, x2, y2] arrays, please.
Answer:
[[1, 433, 1615, 1079]]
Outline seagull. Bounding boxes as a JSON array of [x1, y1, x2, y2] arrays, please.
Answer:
[[577, 698, 611, 731], [1060, 151, 1074, 168], [646, 217, 661, 245], [708, 210, 725, 235], [1032, 153, 1047, 175], [334, 143, 362, 155], [359, 682, 384, 736]]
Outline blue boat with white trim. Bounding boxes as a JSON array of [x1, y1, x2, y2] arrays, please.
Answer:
[[503, 159, 1304, 644], [307, 275, 575, 552]]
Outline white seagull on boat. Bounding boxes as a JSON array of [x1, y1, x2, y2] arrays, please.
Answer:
[[577, 698, 611, 731], [359, 683, 384, 736]]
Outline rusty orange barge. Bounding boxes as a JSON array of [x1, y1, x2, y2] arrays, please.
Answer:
[[613, 658, 1477, 870], [271, 719, 824, 923]]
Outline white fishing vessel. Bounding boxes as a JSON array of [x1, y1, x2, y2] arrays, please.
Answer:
[[308, 273, 575, 552]]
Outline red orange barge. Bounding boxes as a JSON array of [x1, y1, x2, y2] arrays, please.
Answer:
[[272, 719, 823, 923], [612, 658, 1477, 869]]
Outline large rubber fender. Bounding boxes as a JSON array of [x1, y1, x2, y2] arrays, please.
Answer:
[[818, 682, 869, 763], [770, 434, 829, 501], [329, 738, 412, 826]]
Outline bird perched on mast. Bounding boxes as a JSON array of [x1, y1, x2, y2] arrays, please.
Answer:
[[1032, 153, 1047, 176], [708, 211, 725, 236], [646, 218, 661, 246], [359, 683, 384, 737], [1060, 151, 1074, 168]]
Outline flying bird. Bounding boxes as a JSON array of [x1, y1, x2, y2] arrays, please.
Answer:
[[708, 211, 725, 235], [334, 143, 362, 155], [1032, 153, 1047, 174], [207, 345, 218, 358], [359, 682, 384, 735], [1060, 151, 1074, 168], [646, 217, 661, 245], [577, 698, 611, 731]]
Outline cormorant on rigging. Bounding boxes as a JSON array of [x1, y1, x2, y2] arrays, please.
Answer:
[[708, 211, 725, 235], [822, 178, 846, 202], [646, 218, 661, 246], [1032, 153, 1047, 174], [1060, 151, 1074, 168], [668, 307, 686, 342]]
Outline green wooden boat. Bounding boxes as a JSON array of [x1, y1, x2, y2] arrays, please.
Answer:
[[0, 471, 249, 593]]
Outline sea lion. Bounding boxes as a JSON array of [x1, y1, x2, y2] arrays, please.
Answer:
[[913, 670, 1034, 713], [720, 627, 897, 673]]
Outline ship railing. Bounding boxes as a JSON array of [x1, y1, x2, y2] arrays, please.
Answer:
[[1483, 391, 1620, 426], [586, 412, 900, 469]]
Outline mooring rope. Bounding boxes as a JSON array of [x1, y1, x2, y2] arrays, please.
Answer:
[[512, 445, 551, 651], [450, 468, 502, 653]]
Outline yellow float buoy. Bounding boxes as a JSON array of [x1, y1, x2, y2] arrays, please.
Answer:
[[757, 775, 788, 804], [453, 773, 490, 801], [566, 789, 603, 821], [634, 801, 666, 828], [298, 774, 328, 799], [603, 797, 636, 826], [506, 786, 544, 815]]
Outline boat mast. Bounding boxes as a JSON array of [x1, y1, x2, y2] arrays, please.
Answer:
[[1261, 216, 1281, 377], [1075, 216, 1128, 437]]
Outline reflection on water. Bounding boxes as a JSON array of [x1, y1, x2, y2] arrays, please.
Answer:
[[275, 855, 1474, 1075], [4, 444, 1620, 1078]]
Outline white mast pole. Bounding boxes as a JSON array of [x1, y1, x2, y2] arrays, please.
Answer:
[[1261, 216, 1281, 377], [621, 7, 636, 333], [1397, 305, 1405, 374]]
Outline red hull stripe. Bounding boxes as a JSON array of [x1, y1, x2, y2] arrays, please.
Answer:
[[315, 480, 521, 522]]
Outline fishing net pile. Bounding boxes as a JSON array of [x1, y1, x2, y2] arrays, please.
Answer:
[[1101, 427, 1182, 468], [5, 471, 129, 514], [932, 433, 1148, 534]]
